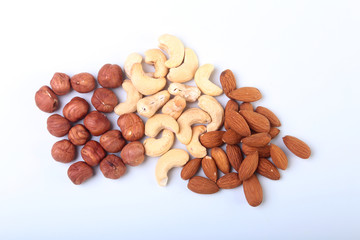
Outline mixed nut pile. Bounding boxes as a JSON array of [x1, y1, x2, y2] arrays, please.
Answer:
[[35, 34, 311, 207]]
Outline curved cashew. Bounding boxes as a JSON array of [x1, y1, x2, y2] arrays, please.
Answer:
[[176, 108, 211, 145], [114, 80, 143, 116], [145, 114, 179, 137], [168, 83, 201, 102], [155, 149, 189, 186], [198, 95, 224, 132], [131, 63, 166, 95], [124, 53, 142, 79], [143, 130, 174, 157], [137, 90, 170, 118], [167, 48, 199, 83], [145, 49, 168, 78], [158, 34, 184, 68], [161, 96, 186, 119], [186, 125, 207, 158], [194, 64, 223, 96]]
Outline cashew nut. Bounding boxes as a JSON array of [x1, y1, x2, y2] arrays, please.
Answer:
[[137, 90, 170, 118], [158, 34, 185, 68], [161, 96, 186, 119], [167, 48, 199, 83], [143, 130, 174, 157], [155, 149, 189, 186], [124, 53, 142, 79], [198, 95, 224, 132], [145, 49, 168, 78], [168, 83, 201, 102], [186, 125, 207, 158], [145, 113, 179, 137], [176, 108, 211, 145], [130, 63, 166, 95], [114, 80, 143, 116], [194, 64, 223, 96]]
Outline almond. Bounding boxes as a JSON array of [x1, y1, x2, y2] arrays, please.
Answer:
[[199, 131, 225, 148], [222, 129, 242, 144], [256, 158, 280, 180], [255, 106, 281, 127], [202, 156, 218, 182], [242, 144, 270, 158], [226, 144, 243, 171], [270, 144, 288, 170], [240, 110, 270, 133], [220, 69, 237, 97], [181, 158, 202, 180], [217, 172, 242, 189], [283, 135, 311, 159], [224, 100, 239, 130], [227, 111, 251, 136], [211, 147, 230, 174], [269, 127, 280, 139], [238, 151, 259, 181], [188, 176, 219, 194], [243, 174, 263, 207], [239, 102, 254, 111], [241, 133, 271, 147], [228, 87, 262, 102]]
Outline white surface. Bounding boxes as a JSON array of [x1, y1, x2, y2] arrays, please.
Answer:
[[1, 0, 360, 239]]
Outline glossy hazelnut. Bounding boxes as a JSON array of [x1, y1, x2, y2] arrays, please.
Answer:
[[84, 111, 111, 136], [91, 88, 118, 113], [67, 161, 94, 185], [120, 141, 145, 166], [97, 64, 123, 88], [35, 85, 59, 113], [68, 124, 91, 145], [70, 72, 96, 93], [117, 113, 144, 141], [47, 114, 71, 137], [51, 139, 76, 163], [100, 155, 126, 179], [63, 97, 89, 122], [50, 72, 71, 95], [81, 140, 106, 166], [100, 130, 126, 153]]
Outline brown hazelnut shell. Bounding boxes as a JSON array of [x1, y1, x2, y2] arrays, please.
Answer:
[[81, 140, 106, 166], [68, 124, 91, 145], [70, 72, 96, 93], [97, 64, 123, 88], [50, 72, 71, 95], [51, 139, 76, 163], [100, 155, 126, 179], [47, 114, 71, 137], [117, 113, 144, 141], [91, 88, 118, 113], [120, 141, 145, 166], [63, 97, 89, 122], [35, 86, 59, 113], [67, 161, 94, 185], [99, 130, 126, 153], [84, 111, 111, 136]]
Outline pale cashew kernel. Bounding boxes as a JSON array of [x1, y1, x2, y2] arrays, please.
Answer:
[[161, 96, 186, 119], [114, 80, 143, 116], [145, 49, 168, 78], [143, 130, 174, 157], [194, 64, 223, 96], [186, 125, 207, 158], [168, 83, 201, 102], [158, 34, 185, 68], [155, 149, 189, 186], [130, 63, 166, 95], [198, 95, 224, 132], [145, 113, 179, 137], [137, 90, 170, 118], [167, 48, 199, 83], [124, 53, 142, 79]]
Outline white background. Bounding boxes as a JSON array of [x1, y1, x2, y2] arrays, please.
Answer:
[[1, 0, 359, 239]]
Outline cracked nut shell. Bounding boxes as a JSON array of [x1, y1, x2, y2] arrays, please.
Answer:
[[100, 155, 126, 179], [35, 85, 59, 113], [67, 161, 94, 185], [68, 124, 91, 145], [50, 72, 71, 95], [84, 111, 111, 136], [70, 72, 96, 93], [81, 140, 106, 166], [97, 64, 123, 88], [117, 113, 144, 141], [51, 139, 76, 163], [91, 88, 118, 113], [120, 141, 145, 166], [99, 130, 126, 153], [47, 114, 71, 137], [63, 97, 89, 122]]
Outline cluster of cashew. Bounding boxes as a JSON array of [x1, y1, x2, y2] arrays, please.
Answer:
[[114, 34, 225, 187]]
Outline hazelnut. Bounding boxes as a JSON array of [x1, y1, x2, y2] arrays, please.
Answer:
[[84, 111, 111, 136], [120, 141, 145, 166], [100, 130, 126, 153], [100, 155, 126, 179], [70, 72, 96, 93], [98, 64, 123, 88], [51, 139, 76, 163], [50, 72, 71, 95], [35, 85, 59, 113], [81, 140, 106, 166], [63, 97, 89, 122], [68, 124, 91, 145], [117, 113, 144, 141], [91, 88, 118, 113], [67, 161, 94, 185], [47, 114, 71, 137]]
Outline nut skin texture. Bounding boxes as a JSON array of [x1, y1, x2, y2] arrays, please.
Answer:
[[51, 139, 76, 163], [97, 64, 123, 88], [47, 114, 71, 137], [35, 86, 59, 113], [67, 161, 94, 185], [100, 130, 126, 153], [120, 141, 145, 166], [84, 111, 111, 136], [70, 73, 96, 93], [50, 72, 71, 95], [81, 140, 106, 166], [68, 124, 91, 145], [100, 155, 126, 179], [91, 88, 118, 113], [117, 113, 145, 141], [63, 97, 89, 122]]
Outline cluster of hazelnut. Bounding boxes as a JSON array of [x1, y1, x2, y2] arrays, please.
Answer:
[[35, 65, 145, 184]]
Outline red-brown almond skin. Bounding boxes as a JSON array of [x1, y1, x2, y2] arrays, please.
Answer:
[[255, 106, 281, 127], [217, 172, 242, 189], [240, 110, 270, 133], [256, 158, 280, 180], [239, 102, 254, 112], [199, 131, 225, 148], [224, 100, 239, 130], [84, 111, 111, 136], [63, 97, 89, 122], [70, 73, 96, 93], [241, 133, 271, 148], [227, 111, 251, 136], [188, 176, 220, 194], [181, 158, 202, 180], [238, 151, 259, 181], [228, 87, 262, 102], [50, 72, 71, 95], [35, 86, 59, 113], [97, 64, 123, 88], [68, 124, 91, 146], [91, 88, 118, 113], [51, 139, 76, 163], [120, 141, 145, 166], [117, 113, 145, 141], [202, 156, 218, 182], [47, 114, 71, 137], [220, 69, 237, 97], [270, 144, 288, 170], [283, 135, 311, 159], [222, 129, 242, 145], [81, 140, 106, 166], [242, 144, 271, 158], [269, 127, 280, 139], [100, 130, 126, 153], [243, 174, 263, 207], [211, 147, 230, 174], [99, 155, 126, 179], [226, 144, 243, 171], [67, 161, 94, 185]]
